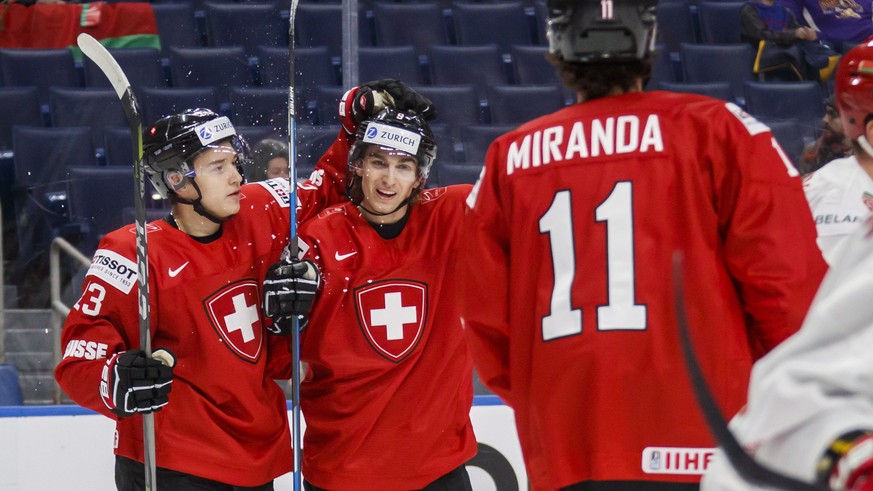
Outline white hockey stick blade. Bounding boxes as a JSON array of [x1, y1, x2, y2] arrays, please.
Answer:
[[76, 33, 131, 99]]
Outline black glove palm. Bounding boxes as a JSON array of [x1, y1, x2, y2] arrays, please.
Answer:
[[263, 259, 320, 335], [100, 348, 175, 418]]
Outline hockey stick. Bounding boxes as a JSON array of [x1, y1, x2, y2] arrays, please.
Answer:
[[671, 253, 822, 490], [76, 34, 157, 491], [287, 1, 303, 490]]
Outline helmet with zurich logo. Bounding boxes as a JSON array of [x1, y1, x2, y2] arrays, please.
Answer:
[[142, 108, 250, 199], [346, 107, 437, 204]]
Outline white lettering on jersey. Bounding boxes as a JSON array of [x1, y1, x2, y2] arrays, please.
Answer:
[[506, 115, 664, 175], [87, 249, 137, 294], [725, 102, 769, 136], [370, 292, 418, 340], [466, 166, 486, 210], [62, 339, 109, 360], [257, 178, 292, 208], [641, 447, 716, 475]]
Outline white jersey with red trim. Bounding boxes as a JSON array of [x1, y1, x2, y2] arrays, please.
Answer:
[[803, 155, 873, 265]]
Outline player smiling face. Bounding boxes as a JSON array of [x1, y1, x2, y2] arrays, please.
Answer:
[[356, 144, 421, 224]]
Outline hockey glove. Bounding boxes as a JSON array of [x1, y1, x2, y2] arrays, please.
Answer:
[[263, 259, 320, 335], [338, 78, 437, 134], [819, 431, 873, 490], [100, 348, 175, 418]]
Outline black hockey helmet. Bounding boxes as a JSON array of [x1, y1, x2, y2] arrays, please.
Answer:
[[347, 107, 437, 204], [142, 108, 250, 199], [546, 0, 657, 63]]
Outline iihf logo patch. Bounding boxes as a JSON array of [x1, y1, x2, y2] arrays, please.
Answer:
[[366, 126, 378, 139]]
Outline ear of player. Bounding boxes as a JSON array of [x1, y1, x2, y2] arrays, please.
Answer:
[[262, 259, 320, 335], [338, 78, 437, 135], [100, 348, 176, 418]]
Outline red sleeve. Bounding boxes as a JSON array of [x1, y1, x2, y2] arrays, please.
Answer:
[[712, 106, 827, 357], [295, 129, 351, 224], [460, 144, 513, 404], [54, 234, 142, 420]]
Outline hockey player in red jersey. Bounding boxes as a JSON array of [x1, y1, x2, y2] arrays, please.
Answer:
[[263, 107, 478, 491], [459, 0, 828, 489], [53, 106, 356, 490]]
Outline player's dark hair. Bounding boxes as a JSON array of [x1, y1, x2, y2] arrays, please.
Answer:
[[546, 52, 652, 102]]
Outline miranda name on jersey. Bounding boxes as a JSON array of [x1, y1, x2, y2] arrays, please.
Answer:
[[507, 114, 664, 175]]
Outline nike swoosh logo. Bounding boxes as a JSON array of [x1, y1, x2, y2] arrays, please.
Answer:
[[335, 251, 357, 261], [168, 261, 189, 277]]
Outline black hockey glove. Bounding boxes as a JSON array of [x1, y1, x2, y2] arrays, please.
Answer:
[[362, 79, 437, 121], [263, 259, 320, 335], [339, 78, 437, 134], [100, 348, 175, 418]]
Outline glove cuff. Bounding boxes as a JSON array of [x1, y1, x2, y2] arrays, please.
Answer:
[[339, 86, 362, 135]]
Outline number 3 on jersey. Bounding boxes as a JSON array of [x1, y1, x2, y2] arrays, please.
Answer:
[[539, 181, 647, 341]]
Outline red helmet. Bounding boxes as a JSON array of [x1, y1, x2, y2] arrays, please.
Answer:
[[836, 36, 873, 141]]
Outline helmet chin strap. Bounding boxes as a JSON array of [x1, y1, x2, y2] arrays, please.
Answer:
[[858, 134, 873, 158], [173, 180, 232, 225]]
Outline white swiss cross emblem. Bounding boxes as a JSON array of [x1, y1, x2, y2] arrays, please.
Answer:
[[355, 280, 427, 362], [205, 280, 264, 363]]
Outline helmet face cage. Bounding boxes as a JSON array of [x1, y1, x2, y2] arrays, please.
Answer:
[[836, 37, 873, 142], [142, 109, 249, 198], [546, 0, 658, 64], [346, 108, 437, 204]]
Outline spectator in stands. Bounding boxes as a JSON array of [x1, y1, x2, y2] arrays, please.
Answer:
[[799, 94, 853, 174], [781, 0, 873, 52], [740, 0, 840, 81], [249, 138, 289, 182]]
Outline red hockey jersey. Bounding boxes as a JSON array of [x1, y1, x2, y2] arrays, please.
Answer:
[[297, 186, 478, 490], [55, 134, 350, 486], [461, 92, 827, 490]]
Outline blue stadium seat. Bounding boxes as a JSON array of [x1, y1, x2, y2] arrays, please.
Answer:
[[645, 44, 678, 90], [315, 86, 345, 127], [743, 81, 825, 125], [168, 46, 253, 104], [152, 3, 201, 56], [0, 49, 81, 107], [763, 119, 807, 171], [104, 126, 134, 167], [411, 85, 481, 138], [428, 45, 508, 98], [229, 86, 288, 135], [205, 3, 285, 57], [236, 126, 282, 151], [534, 0, 548, 45], [49, 88, 128, 153], [372, 2, 449, 56], [296, 3, 370, 60], [0, 364, 23, 406], [83, 47, 165, 90], [359, 46, 424, 85], [296, 125, 341, 178], [0, 87, 42, 151], [697, 1, 744, 44], [655, 1, 696, 56], [140, 87, 219, 126], [438, 163, 483, 186], [258, 45, 337, 121], [461, 124, 516, 164], [512, 45, 558, 85], [680, 43, 755, 105], [658, 81, 734, 101], [452, 1, 533, 54], [12, 126, 95, 266], [66, 166, 135, 253], [486, 85, 565, 125]]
